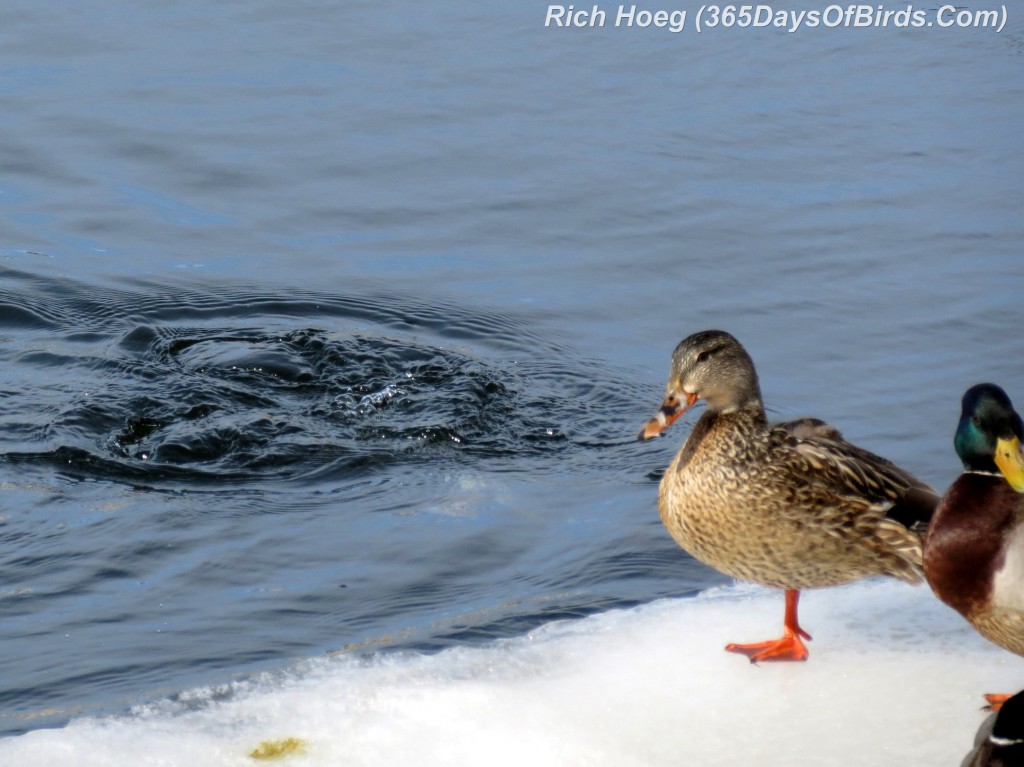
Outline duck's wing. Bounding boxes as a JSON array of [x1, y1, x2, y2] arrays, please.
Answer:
[[771, 420, 940, 532], [776, 417, 844, 442]]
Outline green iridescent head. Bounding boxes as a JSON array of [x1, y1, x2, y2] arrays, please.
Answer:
[[954, 383, 1024, 491]]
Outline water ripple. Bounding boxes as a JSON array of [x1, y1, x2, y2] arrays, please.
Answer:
[[0, 267, 651, 490]]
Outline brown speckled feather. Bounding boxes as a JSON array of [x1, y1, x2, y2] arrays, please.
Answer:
[[646, 330, 938, 596], [660, 405, 936, 591]]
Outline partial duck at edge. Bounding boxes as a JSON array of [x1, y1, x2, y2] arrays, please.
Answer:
[[924, 382, 1024, 709]]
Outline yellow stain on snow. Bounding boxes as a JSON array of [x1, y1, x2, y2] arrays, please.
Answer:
[[248, 737, 308, 761]]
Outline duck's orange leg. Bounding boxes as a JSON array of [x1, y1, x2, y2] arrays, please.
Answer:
[[725, 589, 812, 663], [984, 693, 1010, 711]]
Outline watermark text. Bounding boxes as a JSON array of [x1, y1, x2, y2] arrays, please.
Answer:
[[543, 4, 1008, 34]]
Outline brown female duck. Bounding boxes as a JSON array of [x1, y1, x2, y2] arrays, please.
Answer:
[[639, 330, 938, 662], [924, 383, 1024, 708]]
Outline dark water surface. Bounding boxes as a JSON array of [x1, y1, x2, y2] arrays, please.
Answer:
[[1, 0, 1021, 737], [0, 270, 689, 732]]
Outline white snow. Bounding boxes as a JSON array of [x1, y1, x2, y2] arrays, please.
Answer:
[[1, 578, 1016, 767]]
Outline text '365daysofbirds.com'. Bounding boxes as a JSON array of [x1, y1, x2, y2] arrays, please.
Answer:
[[542, 4, 1009, 34]]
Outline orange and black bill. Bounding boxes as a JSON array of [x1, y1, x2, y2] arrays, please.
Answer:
[[638, 391, 698, 441]]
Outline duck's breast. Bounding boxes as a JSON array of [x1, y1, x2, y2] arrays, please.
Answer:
[[992, 522, 1024, 613]]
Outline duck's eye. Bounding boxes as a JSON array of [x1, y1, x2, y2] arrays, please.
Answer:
[[694, 343, 725, 364]]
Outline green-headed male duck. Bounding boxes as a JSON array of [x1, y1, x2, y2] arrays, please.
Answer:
[[925, 383, 1024, 709]]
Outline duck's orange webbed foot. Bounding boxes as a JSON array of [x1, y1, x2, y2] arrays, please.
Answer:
[[984, 693, 1011, 712], [725, 624, 812, 663], [726, 589, 812, 663]]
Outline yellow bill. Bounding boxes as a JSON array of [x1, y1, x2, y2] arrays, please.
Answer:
[[994, 435, 1024, 492]]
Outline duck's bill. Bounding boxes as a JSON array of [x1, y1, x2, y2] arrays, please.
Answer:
[[637, 391, 698, 441], [994, 435, 1024, 493]]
